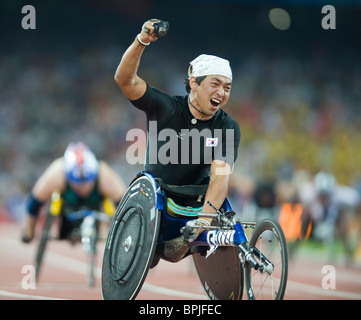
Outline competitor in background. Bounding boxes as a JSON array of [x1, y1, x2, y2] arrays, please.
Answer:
[[299, 170, 361, 263], [21, 141, 126, 243]]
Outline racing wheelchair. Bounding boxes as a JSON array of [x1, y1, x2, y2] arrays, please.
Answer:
[[35, 191, 114, 287], [101, 172, 288, 300]]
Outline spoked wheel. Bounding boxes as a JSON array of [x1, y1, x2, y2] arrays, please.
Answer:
[[35, 213, 54, 281], [245, 219, 288, 300]]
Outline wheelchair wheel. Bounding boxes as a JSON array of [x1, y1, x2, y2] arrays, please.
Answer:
[[80, 215, 99, 287], [88, 230, 98, 287], [35, 212, 54, 281], [87, 252, 96, 287], [245, 219, 288, 300], [102, 174, 161, 300], [87, 224, 98, 287]]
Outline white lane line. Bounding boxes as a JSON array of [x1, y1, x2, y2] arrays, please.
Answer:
[[0, 290, 66, 300], [2, 234, 360, 300], [33, 251, 208, 299], [1, 235, 207, 300], [286, 280, 361, 300], [44, 252, 207, 299], [36, 250, 361, 300], [142, 283, 207, 300]]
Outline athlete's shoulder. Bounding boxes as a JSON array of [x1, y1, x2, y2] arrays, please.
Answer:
[[217, 109, 240, 130], [171, 94, 187, 103], [151, 87, 187, 107], [42, 157, 65, 178], [144, 85, 187, 101], [130, 84, 183, 110]]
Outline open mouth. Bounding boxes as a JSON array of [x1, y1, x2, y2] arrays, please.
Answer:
[[210, 98, 221, 108]]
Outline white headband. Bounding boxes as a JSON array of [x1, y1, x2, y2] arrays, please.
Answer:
[[188, 54, 232, 81]]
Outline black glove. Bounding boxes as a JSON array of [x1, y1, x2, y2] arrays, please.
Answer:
[[21, 232, 33, 243], [142, 19, 169, 37], [180, 218, 210, 243]]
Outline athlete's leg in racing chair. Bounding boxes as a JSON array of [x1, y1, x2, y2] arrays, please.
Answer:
[[155, 176, 244, 300]]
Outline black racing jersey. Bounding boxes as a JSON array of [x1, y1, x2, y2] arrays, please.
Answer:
[[130, 85, 241, 185]]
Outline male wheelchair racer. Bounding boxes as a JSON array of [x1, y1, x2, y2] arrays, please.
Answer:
[[101, 172, 288, 300]]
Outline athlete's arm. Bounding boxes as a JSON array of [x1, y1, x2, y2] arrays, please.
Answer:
[[22, 158, 66, 243], [114, 20, 160, 101], [182, 160, 232, 242], [97, 161, 127, 203], [31, 157, 66, 202], [203, 160, 233, 223]]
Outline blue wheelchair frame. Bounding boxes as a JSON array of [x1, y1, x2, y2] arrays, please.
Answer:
[[139, 171, 256, 266]]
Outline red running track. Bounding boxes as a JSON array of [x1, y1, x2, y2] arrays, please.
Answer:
[[1, 221, 361, 301]]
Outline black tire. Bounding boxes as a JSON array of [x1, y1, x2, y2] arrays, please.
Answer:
[[101, 174, 161, 300], [245, 219, 288, 300], [35, 213, 54, 281]]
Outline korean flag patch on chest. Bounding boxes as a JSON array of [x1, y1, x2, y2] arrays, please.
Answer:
[[206, 137, 218, 147]]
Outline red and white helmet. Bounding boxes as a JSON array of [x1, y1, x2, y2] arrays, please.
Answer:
[[64, 142, 99, 184]]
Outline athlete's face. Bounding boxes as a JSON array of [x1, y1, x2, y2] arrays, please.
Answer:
[[190, 75, 232, 117], [69, 180, 95, 198]]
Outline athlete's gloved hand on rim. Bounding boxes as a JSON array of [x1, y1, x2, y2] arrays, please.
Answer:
[[180, 218, 210, 243]]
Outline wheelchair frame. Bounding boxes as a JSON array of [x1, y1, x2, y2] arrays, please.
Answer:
[[102, 172, 288, 300], [35, 193, 113, 287]]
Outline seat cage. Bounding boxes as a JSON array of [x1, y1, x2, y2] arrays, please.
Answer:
[[132, 171, 232, 242]]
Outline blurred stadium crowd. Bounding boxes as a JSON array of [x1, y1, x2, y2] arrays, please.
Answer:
[[0, 1, 361, 258]]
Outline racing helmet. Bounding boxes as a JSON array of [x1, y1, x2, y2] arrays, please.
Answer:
[[64, 142, 99, 184], [314, 171, 336, 195]]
